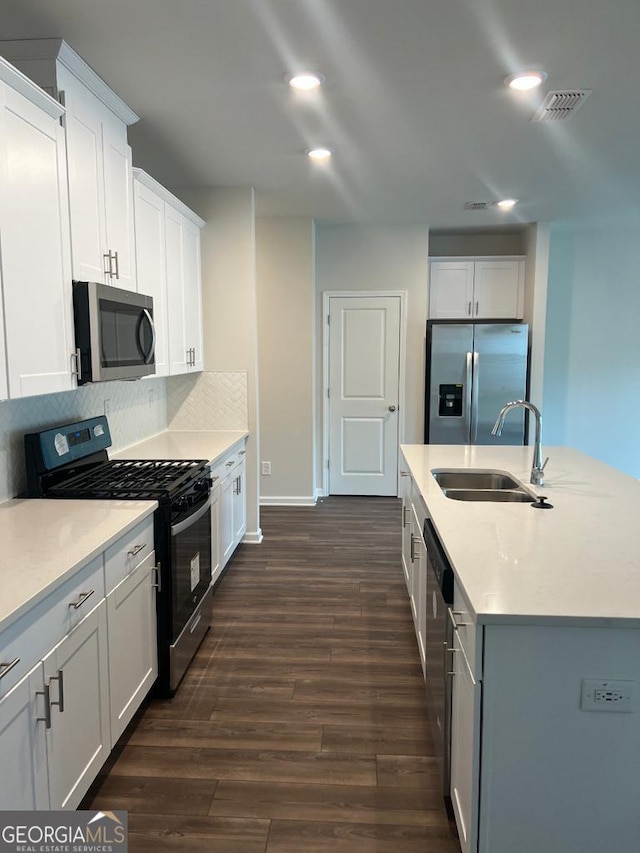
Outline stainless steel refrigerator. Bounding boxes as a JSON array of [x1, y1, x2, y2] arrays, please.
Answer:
[[425, 322, 529, 445]]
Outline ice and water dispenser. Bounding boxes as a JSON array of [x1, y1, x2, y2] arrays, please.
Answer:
[[438, 384, 463, 417]]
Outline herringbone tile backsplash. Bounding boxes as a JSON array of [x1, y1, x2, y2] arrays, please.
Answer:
[[0, 378, 168, 503], [0, 371, 247, 503], [167, 371, 248, 431]]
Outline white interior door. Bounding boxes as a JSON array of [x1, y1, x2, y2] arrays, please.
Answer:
[[328, 295, 401, 496]]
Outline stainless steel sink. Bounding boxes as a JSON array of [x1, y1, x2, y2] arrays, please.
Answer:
[[432, 469, 536, 503], [441, 488, 535, 503], [432, 470, 523, 491]]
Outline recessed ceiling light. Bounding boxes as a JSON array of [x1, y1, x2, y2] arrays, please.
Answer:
[[496, 198, 518, 210], [288, 73, 324, 91], [307, 147, 332, 162], [505, 71, 548, 91]]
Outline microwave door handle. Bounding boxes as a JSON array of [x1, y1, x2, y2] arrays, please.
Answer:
[[141, 309, 156, 364]]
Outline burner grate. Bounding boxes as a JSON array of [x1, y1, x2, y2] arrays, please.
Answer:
[[48, 458, 208, 500]]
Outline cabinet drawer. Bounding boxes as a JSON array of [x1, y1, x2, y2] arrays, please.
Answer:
[[451, 577, 480, 678], [104, 517, 154, 594], [0, 555, 105, 697], [210, 446, 246, 484]]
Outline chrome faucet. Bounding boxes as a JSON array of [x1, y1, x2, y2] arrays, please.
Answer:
[[491, 400, 549, 486]]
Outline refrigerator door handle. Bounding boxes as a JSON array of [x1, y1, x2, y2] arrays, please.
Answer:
[[465, 351, 473, 439], [471, 351, 479, 442]]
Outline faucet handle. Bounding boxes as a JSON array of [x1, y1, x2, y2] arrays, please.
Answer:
[[541, 457, 549, 471]]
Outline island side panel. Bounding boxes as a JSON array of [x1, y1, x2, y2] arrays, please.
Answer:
[[480, 623, 640, 852]]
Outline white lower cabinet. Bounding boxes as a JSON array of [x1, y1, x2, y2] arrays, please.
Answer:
[[106, 550, 157, 743], [0, 664, 49, 809], [409, 501, 427, 676], [43, 600, 111, 810], [0, 514, 158, 810], [212, 444, 248, 571], [400, 471, 412, 591]]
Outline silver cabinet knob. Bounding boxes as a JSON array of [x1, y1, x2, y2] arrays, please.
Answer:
[[388, 405, 397, 412]]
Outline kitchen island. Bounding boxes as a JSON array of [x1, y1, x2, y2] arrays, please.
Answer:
[[401, 444, 640, 853]]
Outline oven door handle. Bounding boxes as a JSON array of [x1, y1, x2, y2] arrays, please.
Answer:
[[171, 492, 212, 537]]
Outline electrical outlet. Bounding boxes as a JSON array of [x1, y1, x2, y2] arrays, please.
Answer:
[[261, 461, 271, 476], [581, 679, 635, 712], [104, 398, 111, 416]]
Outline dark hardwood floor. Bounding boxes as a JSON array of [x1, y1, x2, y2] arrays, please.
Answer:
[[86, 496, 460, 852]]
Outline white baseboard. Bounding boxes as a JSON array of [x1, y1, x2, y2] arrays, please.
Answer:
[[315, 487, 327, 501], [260, 495, 317, 507], [242, 528, 263, 544]]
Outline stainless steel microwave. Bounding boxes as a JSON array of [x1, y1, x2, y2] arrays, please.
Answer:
[[72, 281, 156, 384]]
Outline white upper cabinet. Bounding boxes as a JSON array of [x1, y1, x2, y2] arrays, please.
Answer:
[[133, 169, 205, 377], [0, 56, 75, 399], [0, 39, 139, 291], [429, 258, 525, 320]]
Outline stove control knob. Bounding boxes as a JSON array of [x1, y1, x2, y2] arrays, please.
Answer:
[[194, 477, 211, 493]]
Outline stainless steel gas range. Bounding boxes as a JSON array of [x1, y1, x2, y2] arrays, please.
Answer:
[[24, 416, 212, 697]]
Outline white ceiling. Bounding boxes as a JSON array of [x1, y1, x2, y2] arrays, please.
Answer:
[[2, 0, 640, 227]]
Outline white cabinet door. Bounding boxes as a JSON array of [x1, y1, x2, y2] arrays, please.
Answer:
[[450, 634, 481, 853], [61, 72, 135, 288], [210, 484, 222, 585], [102, 118, 136, 291], [473, 260, 523, 319], [410, 503, 426, 676], [43, 600, 111, 810], [134, 180, 170, 376], [400, 471, 412, 592], [182, 216, 204, 371], [0, 664, 49, 809], [62, 77, 108, 283], [220, 471, 236, 566], [429, 261, 475, 320], [166, 205, 189, 375], [0, 82, 75, 398], [232, 458, 247, 546], [107, 551, 157, 744]]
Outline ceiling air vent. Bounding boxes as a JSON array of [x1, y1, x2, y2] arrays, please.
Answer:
[[531, 90, 592, 122], [463, 201, 490, 211]]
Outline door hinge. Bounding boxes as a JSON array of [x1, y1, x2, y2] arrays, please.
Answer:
[[327, 314, 330, 325]]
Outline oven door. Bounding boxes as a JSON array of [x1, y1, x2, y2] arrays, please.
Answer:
[[170, 492, 213, 643]]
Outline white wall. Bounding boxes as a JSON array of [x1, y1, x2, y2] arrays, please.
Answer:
[[543, 212, 640, 478], [256, 217, 315, 504], [180, 187, 261, 538], [315, 223, 430, 489]]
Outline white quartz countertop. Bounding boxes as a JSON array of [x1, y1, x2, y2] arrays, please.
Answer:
[[401, 444, 640, 627], [0, 499, 157, 631], [113, 430, 248, 464]]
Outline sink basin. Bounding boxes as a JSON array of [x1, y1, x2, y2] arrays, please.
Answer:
[[432, 469, 536, 503], [432, 470, 523, 491], [441, 488, 535, 503]]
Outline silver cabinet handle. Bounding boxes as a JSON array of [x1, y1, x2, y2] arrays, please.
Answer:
[[226, 460, 235, 467], [113, 250, 120, 280], [36, 685, 52, 729], [448, 608, 469, 629], [475, 300, 479, 316], [104, 252, 112, 277], [49, 670, 64, 713], [127, 543, 147, 557], [410, 534, 421, 563], [70, 348, 82, 381], [0, 658, 20, 680], [239, 450, 246, 456], [468, 301, 472, 315], [400, 470, 408, 478], [69, 590, 95, 610], [152, 562, 162, 593], [402, 505, 410, 528]]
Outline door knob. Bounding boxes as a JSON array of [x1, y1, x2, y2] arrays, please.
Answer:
[[388, 405, 397, 412]]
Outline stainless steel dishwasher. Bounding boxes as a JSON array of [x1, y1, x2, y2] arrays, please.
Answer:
[[423, 516, 454, 800]]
